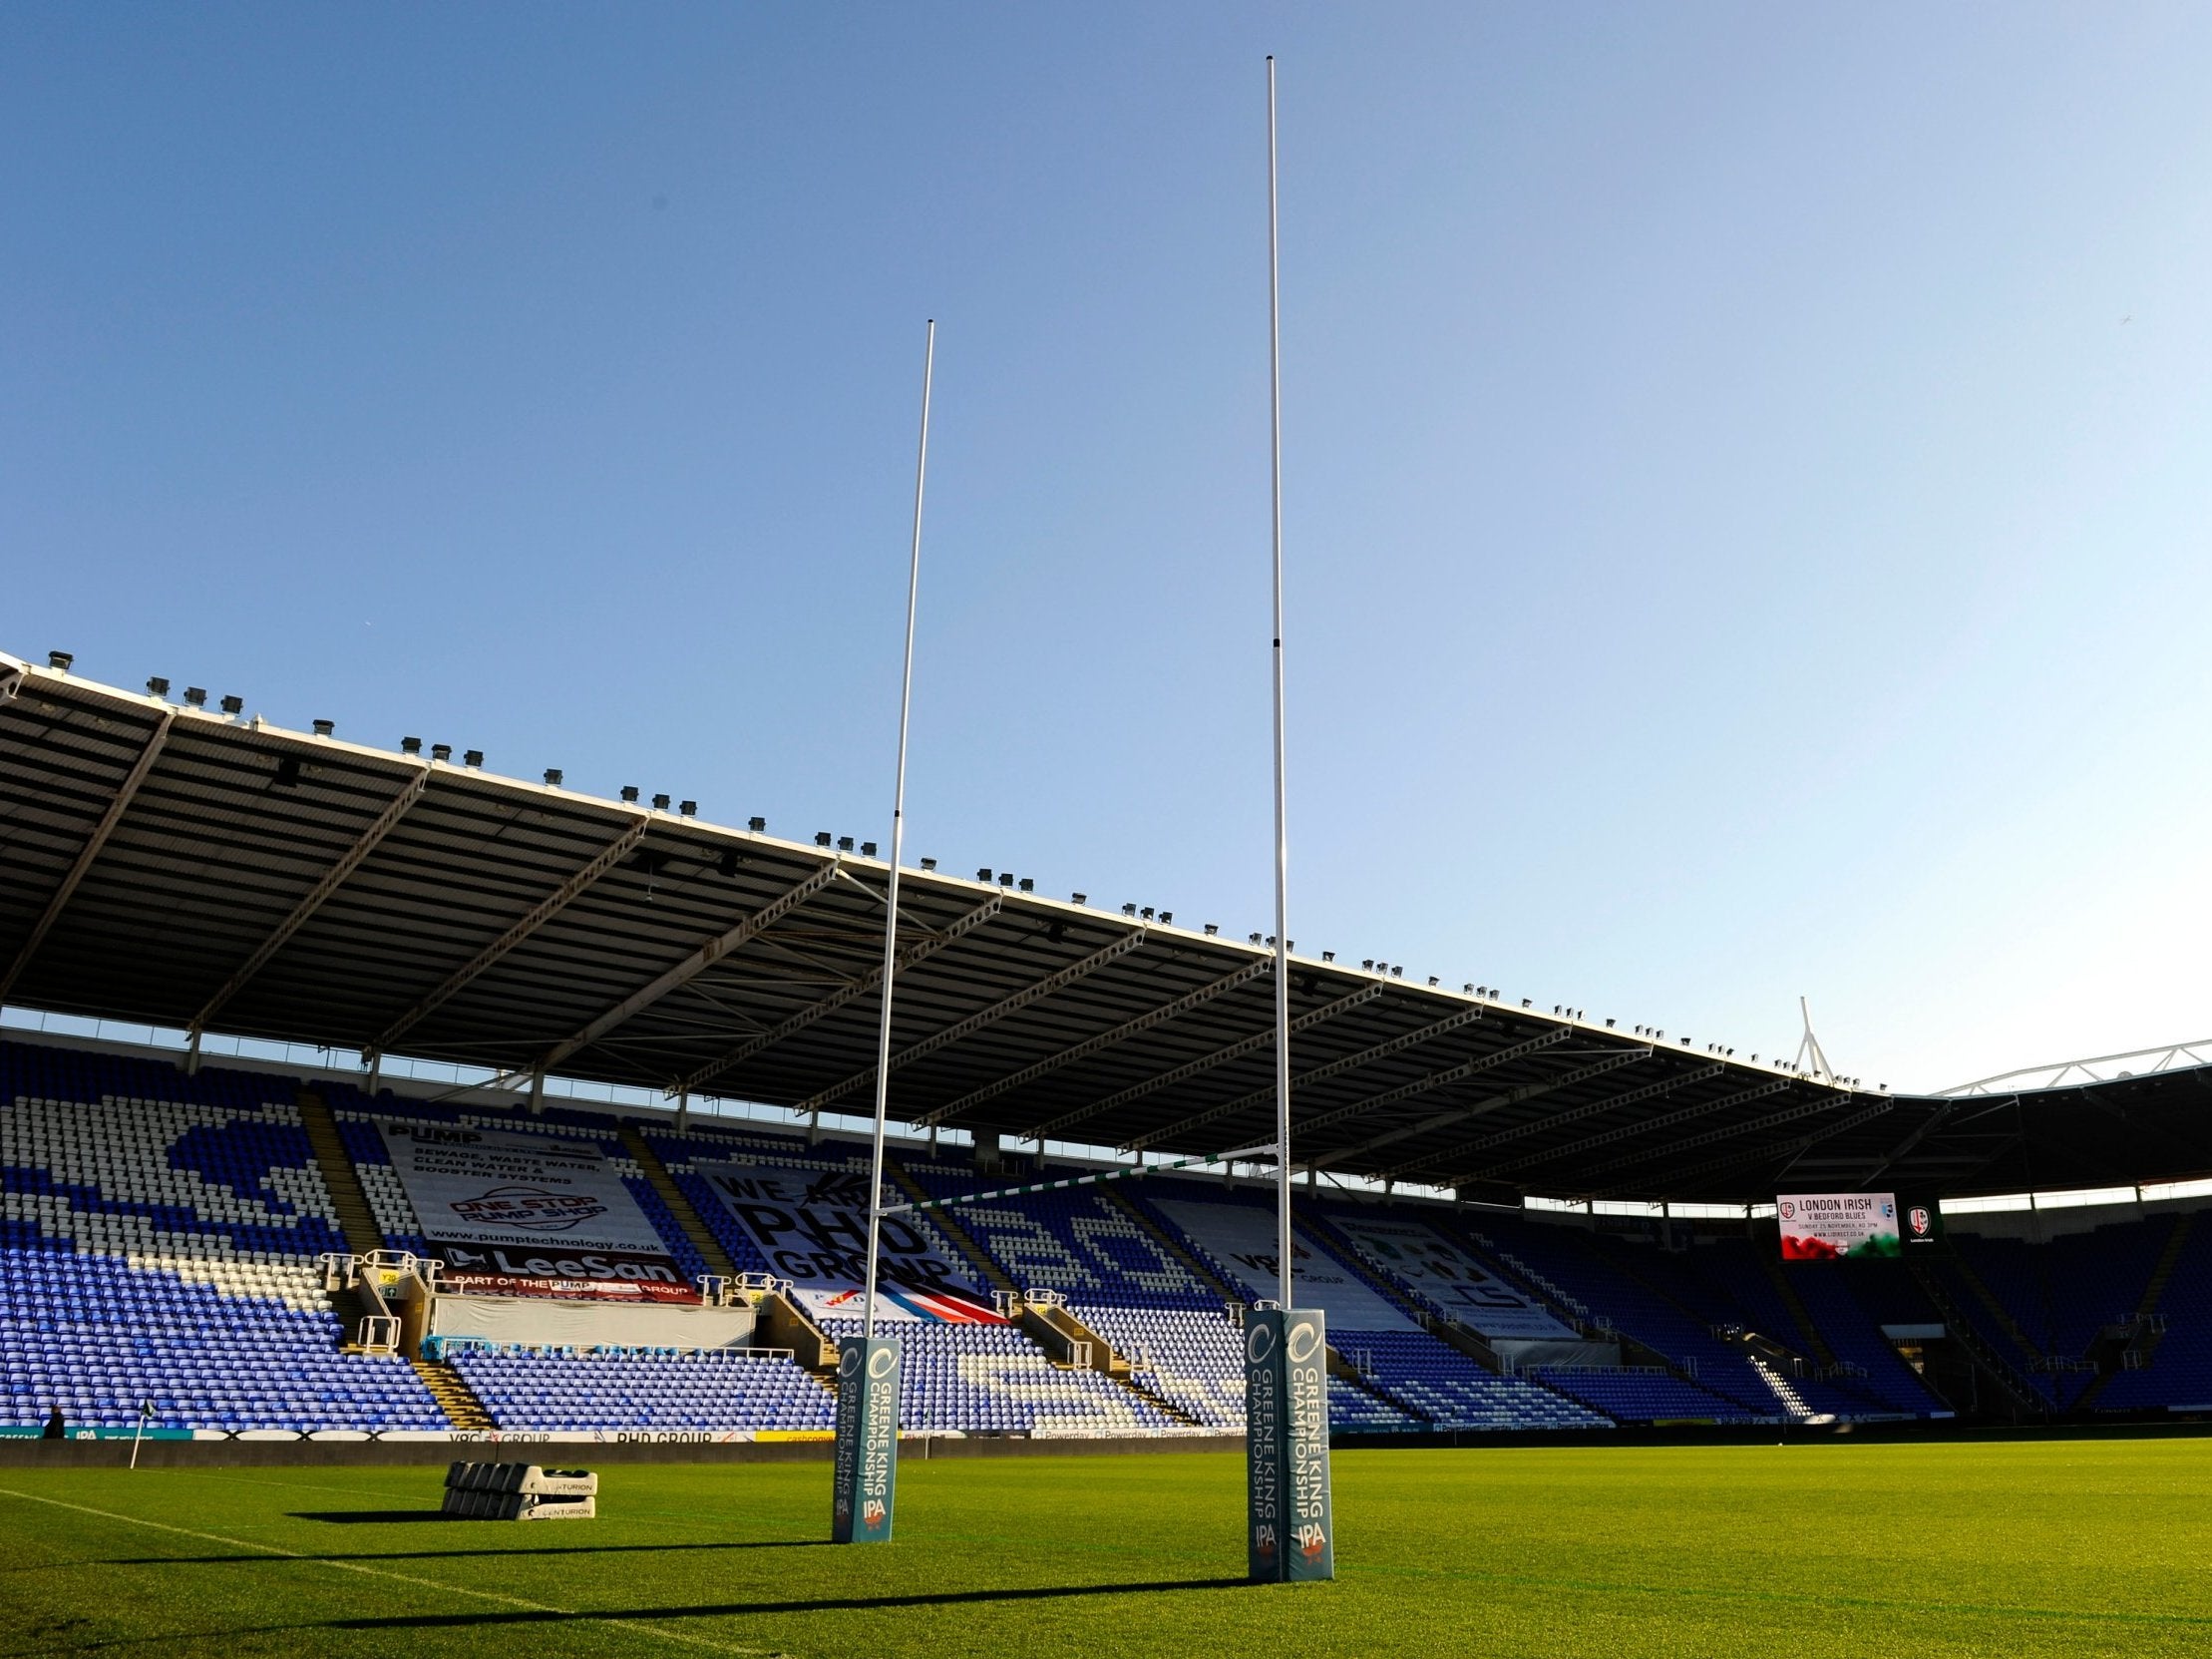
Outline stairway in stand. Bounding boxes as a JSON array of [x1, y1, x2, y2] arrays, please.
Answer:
[[619, 1123, 738, 1279], [883, 1153, 1016, 1295], [298, 1088, 384, 1257], [411, 1356, 496, 1432]]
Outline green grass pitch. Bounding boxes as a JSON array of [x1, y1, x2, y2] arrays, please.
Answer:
[[1, 1441, 2206, 1657]]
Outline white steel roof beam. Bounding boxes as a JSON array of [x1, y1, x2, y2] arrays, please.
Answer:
[[373, 814, 652, 1052], [1488, 1078, 1798, 1186], [916, 959, 1273, 1131], [1397, 1059, 1725, 1178], [530, 862, 844, 1078], [673, 895, 1002, 1095], [1129, 1006, 1486, 1152], [794, 928, 1150, 1116], [1023, 984, 1384, 1143], [187, 765, 433, 1041], [1591, 1094, 1897, 1200], [0, 706, 177, 1006], [1299, 1031, 1609, 1167]]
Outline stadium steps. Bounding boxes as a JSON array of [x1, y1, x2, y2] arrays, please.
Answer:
[[882, 1154, 1016, 1296], [1904, 1256, 2047, 1420], [297, 1088, 386, 1257], [1102, 1188, 1242, 1303], [1756, 1244, 1838, 1367], [619, 1123, 739, 1280], [2075, 1211, 2194, 1412], [411, 1356, 497, 1431], [1117, 1372, 1206, 1428], [1946, 1251, 2047, 1368]]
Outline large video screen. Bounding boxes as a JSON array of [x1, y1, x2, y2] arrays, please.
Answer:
[[1775, 1192, 1900, 1260]]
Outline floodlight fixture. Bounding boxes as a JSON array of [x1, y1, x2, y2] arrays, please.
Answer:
[[401, 735, 421, 755], [48, 650, 72, 670], [861, 840, 876, 856], [148, 677, 170, 697], [220, 695, 242, 715], [184, 687, 207, 707], [312, 718, 335, 736], [1018, 877, 1033, 892], [921, 857, 937, 871], [1205, 923, 1220, 936], [465, 750, 484, 769], [748, 816, 766, 833], [545, 769, 563, 786], [433, 744, 454, 763], [837, 835, 854, 851]]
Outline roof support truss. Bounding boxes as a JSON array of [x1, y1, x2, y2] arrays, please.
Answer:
[[1023, 984, 1383, 1142], [0, 707, 176, 1006], [1593, 1092, 1896, 1198], [1329, 1040, 1652, 1174], [673, 895, 1003, 1095], [1407, 1060, 1725, 1177], [1477, 1078, 1795, 1184], [1292, 1029, 1578, 1159], [917, 959, 1272, 1130], [1130, 1006, 1485, 1152], [796, 927, 1150, 1115], [186, 764, 433, 1039], [374, 813, 651, 1052], [532, 862, 843, 1077]]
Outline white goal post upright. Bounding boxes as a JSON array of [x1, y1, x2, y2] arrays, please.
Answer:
[[1248, 55, 1334, 1585], [833, 318, 935, 1546]]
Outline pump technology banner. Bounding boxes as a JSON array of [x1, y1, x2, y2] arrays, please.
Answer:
[[1152, 1198, 1413, 1331], [697, 1162, 1002, 1324], [1328, 1216, 1575, 1339], [1776, 1192, 1901, 1260], [378, 1121, 691, 1302]]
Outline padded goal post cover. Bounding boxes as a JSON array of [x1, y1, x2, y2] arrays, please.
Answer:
[[1245, 1307, 1333, 1582]]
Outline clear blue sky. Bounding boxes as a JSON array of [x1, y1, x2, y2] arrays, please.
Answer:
[[5, 5, 2208, 1093]]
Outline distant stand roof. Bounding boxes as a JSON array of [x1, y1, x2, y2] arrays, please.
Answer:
[[3, 650, 2207, 1203]]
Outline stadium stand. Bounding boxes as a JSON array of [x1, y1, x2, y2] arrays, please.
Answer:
[[11, 1030, 2212, 1441]]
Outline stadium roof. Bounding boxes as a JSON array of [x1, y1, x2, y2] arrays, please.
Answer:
[[4, 647, 2209, 1204]]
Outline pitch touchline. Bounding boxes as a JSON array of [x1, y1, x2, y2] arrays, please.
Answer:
[[0, 1487, 786, 1657]]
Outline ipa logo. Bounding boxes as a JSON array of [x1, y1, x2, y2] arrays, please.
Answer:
[[863, 1499, 887, 1525], [1254, 1523, 1278, 1557], [1295, 1522, 1327, 1560]]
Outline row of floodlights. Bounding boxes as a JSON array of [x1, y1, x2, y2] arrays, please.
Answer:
[[61, 652, 1877, 1078]]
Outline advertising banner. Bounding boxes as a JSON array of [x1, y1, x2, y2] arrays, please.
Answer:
[[1245, 1307, 1333, 1582], [1152, 1198, 1412, 1332], [831, 1335, 902, 1544], [697, 1163, 1000, 1324], [1776, 1192, 1901, 1260], [377, 1120, 690, 1302], [1328, 1215, 1575, 1339]]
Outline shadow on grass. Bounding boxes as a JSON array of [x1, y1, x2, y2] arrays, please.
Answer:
[[336, 1576, 1254, 1626], [113, 1538, 838, 1565]]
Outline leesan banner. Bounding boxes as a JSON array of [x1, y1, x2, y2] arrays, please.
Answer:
[[697, 1162, 1002, 1324], [1327, 1215, 1576, 1339], [378, 1120, 691, 1303], [1776, 1191, 1902, 1260]]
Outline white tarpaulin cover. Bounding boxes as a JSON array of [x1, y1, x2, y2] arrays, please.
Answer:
[[1326, 1215, 1575, 1338], [1151, 1196, 1413, 1332]]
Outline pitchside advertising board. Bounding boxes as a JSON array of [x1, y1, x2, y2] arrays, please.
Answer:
[[1327, 1215, 1576, 1339], [1775, 1191, 1911, 1260], [1245, 1307, 1334, 1582], [697, 1162, 1002, 1324], [1151, 1198, 1414, 1332], [377, 1121, 690, 1302]]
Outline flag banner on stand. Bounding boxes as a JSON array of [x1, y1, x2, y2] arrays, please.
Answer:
[[1327, 1215, 1575, 1338], [1776, 1192, 1901, 1260], [1246, 1306, 1333, 1582], [831, 1335, 902, 1543], [697, 1162, 1001, 1323], [377, 1120, 690, 1301]]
